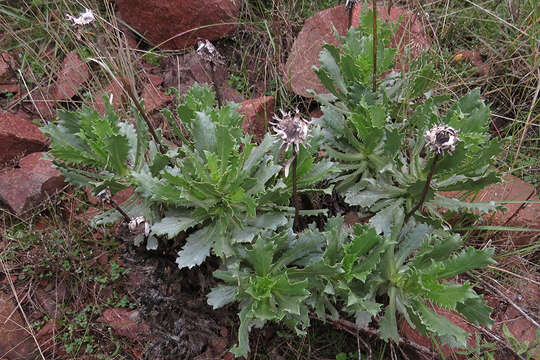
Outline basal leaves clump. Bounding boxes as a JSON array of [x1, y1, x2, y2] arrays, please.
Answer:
[[42, 8, 502, 358]]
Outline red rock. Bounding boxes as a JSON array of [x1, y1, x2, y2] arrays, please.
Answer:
[[118, 23, 139, 49], [284, 4, 429, 98], [24, 52, 89, 118], [501, 300, 540, 359], [34, 289, 57, 314], [36, 320, 58, 353], [0, 53, 19, 94], [94, 81, 126, 115], [51, 51, 89, 100], [141, 83, 172, 112], [0, 83, 19, 94], [115, 0, 240, 50], [0, 111, 49, 165], [0, 290, 37, 359], [310, 107, 324, 119], [0, 152, 65, 214], [112, 187, 134, 205], [218, 85, 245, 104], [239, 96, 275, 142], [0, 53, 16, 81], [28, 86, 56, 118], [223, 352, 235, 360], [344, 211, 362, 227], [399, 306, 478, 359], [145, 73, 164, 87], [99, 308, 149, 341], [443, 174, 540, 247]]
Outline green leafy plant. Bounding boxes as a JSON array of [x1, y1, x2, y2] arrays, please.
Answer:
[[41, 9, 503, 358]]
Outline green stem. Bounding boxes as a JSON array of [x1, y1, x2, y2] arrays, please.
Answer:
[[121, 79, 167, 154], [110, 199, 131, 223], [292, 150, 300, 231], [347, 3, 354, 29], [209, 62, 222, 107], [372, 0, 377, 93], [404, 153, 440, 224]]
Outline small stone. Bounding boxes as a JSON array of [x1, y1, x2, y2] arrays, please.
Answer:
[[99, 307, 150, 341], [239, 96, 275, 142], [0, 152, 65, 214], [0, 111, 49, 165]]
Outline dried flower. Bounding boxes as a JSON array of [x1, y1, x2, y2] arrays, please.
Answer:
[[196, 39, 223, 64], [424, 124, 460, 154], [345, 0, 360, 9], [66, 8, 95, 25], [96, 188, 112, 204], [271, 109, 312, 153], [128, 216, 150, 236]]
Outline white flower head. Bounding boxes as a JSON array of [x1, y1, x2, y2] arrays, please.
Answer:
[[66, 8, 95, 26], [345, 0, 360, 9], [271, 108, 312, 153], [424, 124, 460, 154], [128, 216, 150, 237], [196, 39, 223, 64], [96, 188, 112, 204]]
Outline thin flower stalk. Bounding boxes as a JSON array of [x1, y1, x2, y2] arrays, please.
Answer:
[[197, 40, 224, 107], [404, 124, 461, 223], [97, 188, 131, 223], [271, 109, 313, 230]]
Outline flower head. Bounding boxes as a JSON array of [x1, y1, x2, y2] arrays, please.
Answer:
[[128, 216, 150, 237], [424, 124, 460, 154], [345, 0, 360, 9], [66, 8, 95, 25], [271, 109, 312, 153], [196, 39, 223, 64], [96, 188, 112, 204]]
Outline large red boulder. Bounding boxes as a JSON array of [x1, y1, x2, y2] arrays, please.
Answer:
[[284, 4, 429, 98], [0, 111, 49, 165], [0, 152, 65, 214], [114, 0, 241, 50]]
